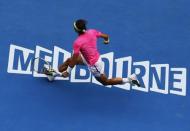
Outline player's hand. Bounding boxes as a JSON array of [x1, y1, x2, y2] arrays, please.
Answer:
[[104, 38, 110, 44], [62, 71, 70, 78]]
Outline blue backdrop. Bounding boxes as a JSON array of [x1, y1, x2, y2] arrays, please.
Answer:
[[0, 0, 189, 131]]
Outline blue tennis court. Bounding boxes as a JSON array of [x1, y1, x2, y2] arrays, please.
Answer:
[[0, 0, 189, 131]]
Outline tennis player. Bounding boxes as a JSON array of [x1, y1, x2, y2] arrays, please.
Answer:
[[53, 19, 140, 86]]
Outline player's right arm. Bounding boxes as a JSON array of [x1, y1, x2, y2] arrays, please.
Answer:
[[69, 42, 81, 68], [62, 42, 80, 77]]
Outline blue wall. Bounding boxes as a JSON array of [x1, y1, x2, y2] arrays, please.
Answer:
[[0, 0, 189, 131]]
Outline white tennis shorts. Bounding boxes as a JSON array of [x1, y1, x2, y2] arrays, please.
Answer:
[[80, 54, 104, 77]]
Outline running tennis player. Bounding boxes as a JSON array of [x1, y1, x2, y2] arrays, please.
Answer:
[[54, 19, 140, 86]]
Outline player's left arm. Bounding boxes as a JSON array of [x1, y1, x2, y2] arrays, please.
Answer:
[[94, 29, 110, 44], [100, 33, 110, 44]]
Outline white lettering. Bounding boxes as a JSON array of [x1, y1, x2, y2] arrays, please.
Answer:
[[132, 61, 150, 92], [7, 44, 34, 74], [150, 64, 169, 94], [114, 56, 132, 90], [170, 68, 187, 96]]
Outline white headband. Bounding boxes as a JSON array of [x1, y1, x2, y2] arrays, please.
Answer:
[[73, 22, 86, 33]]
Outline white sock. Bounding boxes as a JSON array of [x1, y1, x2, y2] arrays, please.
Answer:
[[122, 78, 131, 84], [52, 72, 62, 77]]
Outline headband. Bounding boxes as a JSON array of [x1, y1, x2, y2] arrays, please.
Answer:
[[73, 22, 86, 33]]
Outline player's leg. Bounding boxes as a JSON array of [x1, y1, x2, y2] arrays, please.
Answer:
[[95, 74, 124, 85], [90, 58, 140, 86], [95, 73, 140, 86], [58, 55, 85, 72]]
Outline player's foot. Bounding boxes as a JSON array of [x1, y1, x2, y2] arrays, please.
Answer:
[[43, 68, 51, 75], [42, 68, 57, 81], [129, 74, 141, 87], [43, 68, 55, 75]]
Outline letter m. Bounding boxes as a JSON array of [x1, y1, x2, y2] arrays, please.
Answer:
[[7, 44, 34, 74]]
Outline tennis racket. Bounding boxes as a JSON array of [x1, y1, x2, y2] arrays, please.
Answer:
[[32, 57, 61, 81], [32, 57, 52, 74]]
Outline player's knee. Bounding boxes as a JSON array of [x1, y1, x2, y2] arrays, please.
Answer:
[[100, 80, 110, 86], [97, 75, 110, 86]]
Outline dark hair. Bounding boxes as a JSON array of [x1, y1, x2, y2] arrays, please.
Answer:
[[74, 19, 87, 34]]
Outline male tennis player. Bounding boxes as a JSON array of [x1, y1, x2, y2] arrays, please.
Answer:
[[49, 19, 140, 86]]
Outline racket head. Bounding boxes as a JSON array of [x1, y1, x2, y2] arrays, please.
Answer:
[[32, 57, 51, 74]]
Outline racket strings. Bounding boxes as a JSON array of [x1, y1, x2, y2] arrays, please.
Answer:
[[33, 58, 52, 73]]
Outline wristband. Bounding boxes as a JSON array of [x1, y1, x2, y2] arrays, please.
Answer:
[[66, 66, 73, 74], [104, 38, 110, 44]]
